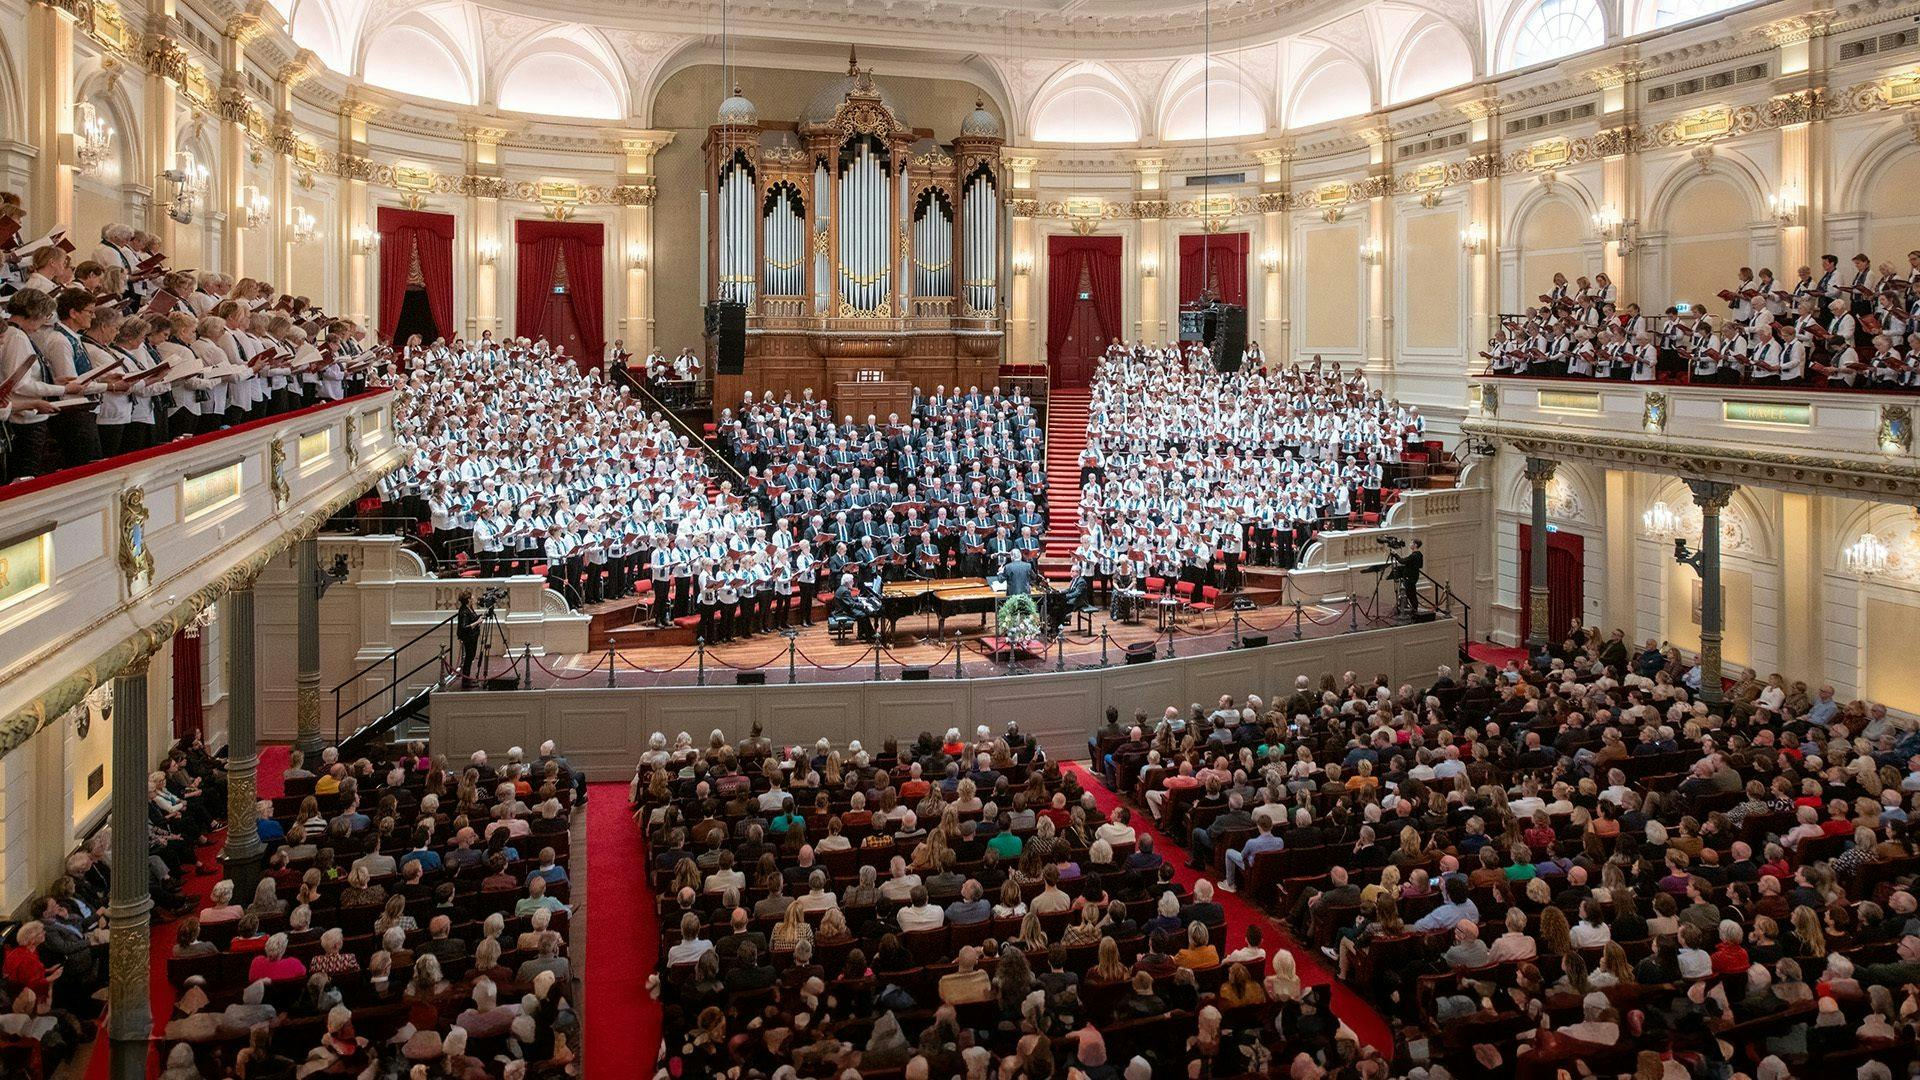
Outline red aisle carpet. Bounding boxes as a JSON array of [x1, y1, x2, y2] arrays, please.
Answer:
[[1044, 388, 1090, 562], [1466, 642, 1528, 667], [1062, 761, 1395, 1055], [585, 782, 660, 1080], [85, 745, 289, 1080]]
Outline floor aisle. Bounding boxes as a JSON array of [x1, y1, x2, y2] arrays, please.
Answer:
[[584, 781, 660, 1080], [1062, 761, 1396, 1055]]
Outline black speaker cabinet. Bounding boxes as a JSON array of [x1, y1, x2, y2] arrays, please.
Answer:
[[705, 300, 747, 376], [1240, 634, 1269, 649], [735, 671, 767, 685], [1123, 642, 1157, 665], [901, 667, 931, 681], [1209, 303, 1247, 372], [482, 675, 521, 691]]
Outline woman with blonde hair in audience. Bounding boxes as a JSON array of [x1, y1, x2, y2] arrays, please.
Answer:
[[1389, 825, 1424, 869], [340, 864, 386, 909], [1219, 962, 1266, 1007], [1176, 923, 1219, 969], [772, 900, 813, 951], [992, 879, 1026, 920], [1090, 936, 1129, 984], [1062, 901, 1108, 946], [816, 907, 852, 947], [1537, 904, 1574, 959], [1790, 904, 1826, 958], [1015, 911, 1049, 951], [1593, 942, 1636, 989], [1265, 950, 1304, 1003], [374, 893, 415, 936]]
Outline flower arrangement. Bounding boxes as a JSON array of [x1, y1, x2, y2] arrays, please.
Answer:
[[995, 593, 1043, 651]]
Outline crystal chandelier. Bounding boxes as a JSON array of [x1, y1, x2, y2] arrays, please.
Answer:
[[74, 101, 114, 177], [1844, 532, 1891, 578], [1642, 501, 1683, 541]]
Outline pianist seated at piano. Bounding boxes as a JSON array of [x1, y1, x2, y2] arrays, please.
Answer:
[[1482, 248, 1919, 391], [832, 571, 882, 643]]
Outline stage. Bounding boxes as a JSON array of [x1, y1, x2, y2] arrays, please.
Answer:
[[431, 608, 1462, 773], [466, 590, 1376, 690]]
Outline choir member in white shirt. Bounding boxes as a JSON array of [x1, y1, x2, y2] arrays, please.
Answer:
[[1, 289, 78, 480]]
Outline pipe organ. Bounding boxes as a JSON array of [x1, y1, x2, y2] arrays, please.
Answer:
[[701, 57, 1005, 403], [763, 183, 806, 298], [961, 166, 998, 317], [913, 189, 954, 300], [716, 151, 757, 305], [836, 135, 892, 315]]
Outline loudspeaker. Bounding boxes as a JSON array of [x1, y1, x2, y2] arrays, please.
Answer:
[[1123, 642, 1157, 665], [901, 667, 931, 681], [705, 300, 747, 375], [1241, 634, 1269, 649], [735, 671, 767, 685], [482, 675, 520, 691], [1209, 303, 1247, 373], [1411, 610, 1438, 624]]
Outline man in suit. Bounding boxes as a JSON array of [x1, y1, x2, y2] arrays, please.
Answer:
[[1001, 550, 1034, 597], [832, 572, 876, 643]]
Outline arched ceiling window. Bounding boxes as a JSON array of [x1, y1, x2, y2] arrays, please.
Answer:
[[1503, 0, 1606, 71], [1163, 79, 1265, 141], [498, 52, 623, 119], [1644, 0, 1746, 29], [1288, 59, 1370, 129], [1031, 85, 1140, 143], [363, 25, 475, 104]]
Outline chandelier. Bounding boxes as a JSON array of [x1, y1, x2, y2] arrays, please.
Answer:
[[74, 101, 114, 177], [290, 208, 318, 245], [240, 187, 271, 231], [1642, 501, 1684, 541], [162, 153, 208, 225], [1844, 532, 1891, 578]]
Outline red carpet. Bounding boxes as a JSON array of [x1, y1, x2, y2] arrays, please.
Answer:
[[1044, 388, 1090, 562], [1467, 642, 1527, 667], [585, 782, 660, 1080], [1063, 761, 1394, 1055], [85, 744, 291, 1079]]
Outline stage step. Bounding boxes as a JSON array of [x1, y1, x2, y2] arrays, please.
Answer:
[[1044, 387, 1091, 560], [582, 595, 653, 651]]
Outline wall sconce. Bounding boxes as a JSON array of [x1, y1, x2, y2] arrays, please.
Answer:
[[289, 208, 317, 245], [1358, 238, 1381, 266], [1460, 222, 1487, 255], [1259, 249, 1280, 275], [627, 243, 648, 271], [160, 152, 207, 226], [1592, 206, 1637, 255], [239, 186, 270, 231], [352, 225, 378, 255], [1767, 185, 1804, 226], [1139, 253, 1158, 278], [1011, 251, 1034, 276], [477, 239, 500, 266], [73, 101, 114, 177]]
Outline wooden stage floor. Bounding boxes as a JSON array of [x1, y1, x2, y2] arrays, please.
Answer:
[[459, 595, 1407, 690]]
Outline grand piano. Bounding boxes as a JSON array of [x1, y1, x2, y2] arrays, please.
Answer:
[[880, 577, 1002, 636]]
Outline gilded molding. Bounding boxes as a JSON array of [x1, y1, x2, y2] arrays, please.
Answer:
[[117, 488, 155, 590], [608, 183, 657, 206], [269, 439, 290, 509], [144, 35, 190, 84]]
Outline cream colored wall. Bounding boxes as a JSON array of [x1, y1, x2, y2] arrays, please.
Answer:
[[1861, 152, 1920, 272], [1865, 597, 1920, 713], [288, 192, 329, 299], [648, 63, 999, 359], [1518, 198, 1586, 303], [1663, 175, 1752, 308], [1299, 222, 1361, 352], [1403, 212, 1460, 350]]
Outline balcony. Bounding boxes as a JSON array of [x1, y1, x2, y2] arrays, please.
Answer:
[[0, 391, 408, 754], [1463, 378, 1919, 501]]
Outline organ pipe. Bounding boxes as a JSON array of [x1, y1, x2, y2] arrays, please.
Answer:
[[835, 137, 892, 313], [961, 172, 997, 315], [718, 156, 758, 306], [763, 186, 805, 296]]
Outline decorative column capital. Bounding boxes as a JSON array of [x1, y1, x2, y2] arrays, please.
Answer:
[[1524, 457, 1558, 484], [1684, 478, 1736, 511]]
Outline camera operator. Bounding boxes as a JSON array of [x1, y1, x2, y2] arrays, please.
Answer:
[[456, 591, 483, 685], [1385, 538, 1423, 614]]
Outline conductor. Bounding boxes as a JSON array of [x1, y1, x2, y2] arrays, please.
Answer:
[[1001, 551, 1034, 597], [455, 591, 483, 685]]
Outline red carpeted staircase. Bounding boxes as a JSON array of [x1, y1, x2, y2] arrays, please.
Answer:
[[1043, 388, 1089, 564]]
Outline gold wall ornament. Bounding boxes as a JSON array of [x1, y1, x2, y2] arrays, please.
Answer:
[[117, 487, 155, 590], [1481, 385, 1499, 417], [269, 438, 290, 509], [609, 184, 656, 206], [144, 35, 189, 83], [1643, 391, 1669, 434], [1880, 405, 1913, 455], [837, 300, 893, 318], [343, 414, 359, 467]]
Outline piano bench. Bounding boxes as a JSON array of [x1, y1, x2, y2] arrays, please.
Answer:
[[827, 616, 856, 644]]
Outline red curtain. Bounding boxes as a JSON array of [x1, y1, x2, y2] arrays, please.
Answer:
[[171, 628, 202, 740], [376, 207, 455, 345], [1518, 525, 1585, 643], [514, 219, 605, 368], [1178, 232, 1248, 307], [1045, 235, 1123, 363]]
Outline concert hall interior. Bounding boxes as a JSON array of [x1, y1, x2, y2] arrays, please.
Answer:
[[3, 0, 1920, 1076]]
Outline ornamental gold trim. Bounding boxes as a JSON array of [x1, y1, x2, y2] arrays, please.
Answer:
[[269, 438, 290, 509], [117, 487, 155, 590]]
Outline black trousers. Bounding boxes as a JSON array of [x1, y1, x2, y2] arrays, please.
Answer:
[[652, 578, 671, 626], [797, 580, 819, 623], [5, 422, 49, 481], [52, 411, 102, 470]]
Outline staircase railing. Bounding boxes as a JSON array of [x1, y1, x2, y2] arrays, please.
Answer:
[[610, 365, 749, 492], [332, 613, 458, 745], [1417, 571, 1472, 648]]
